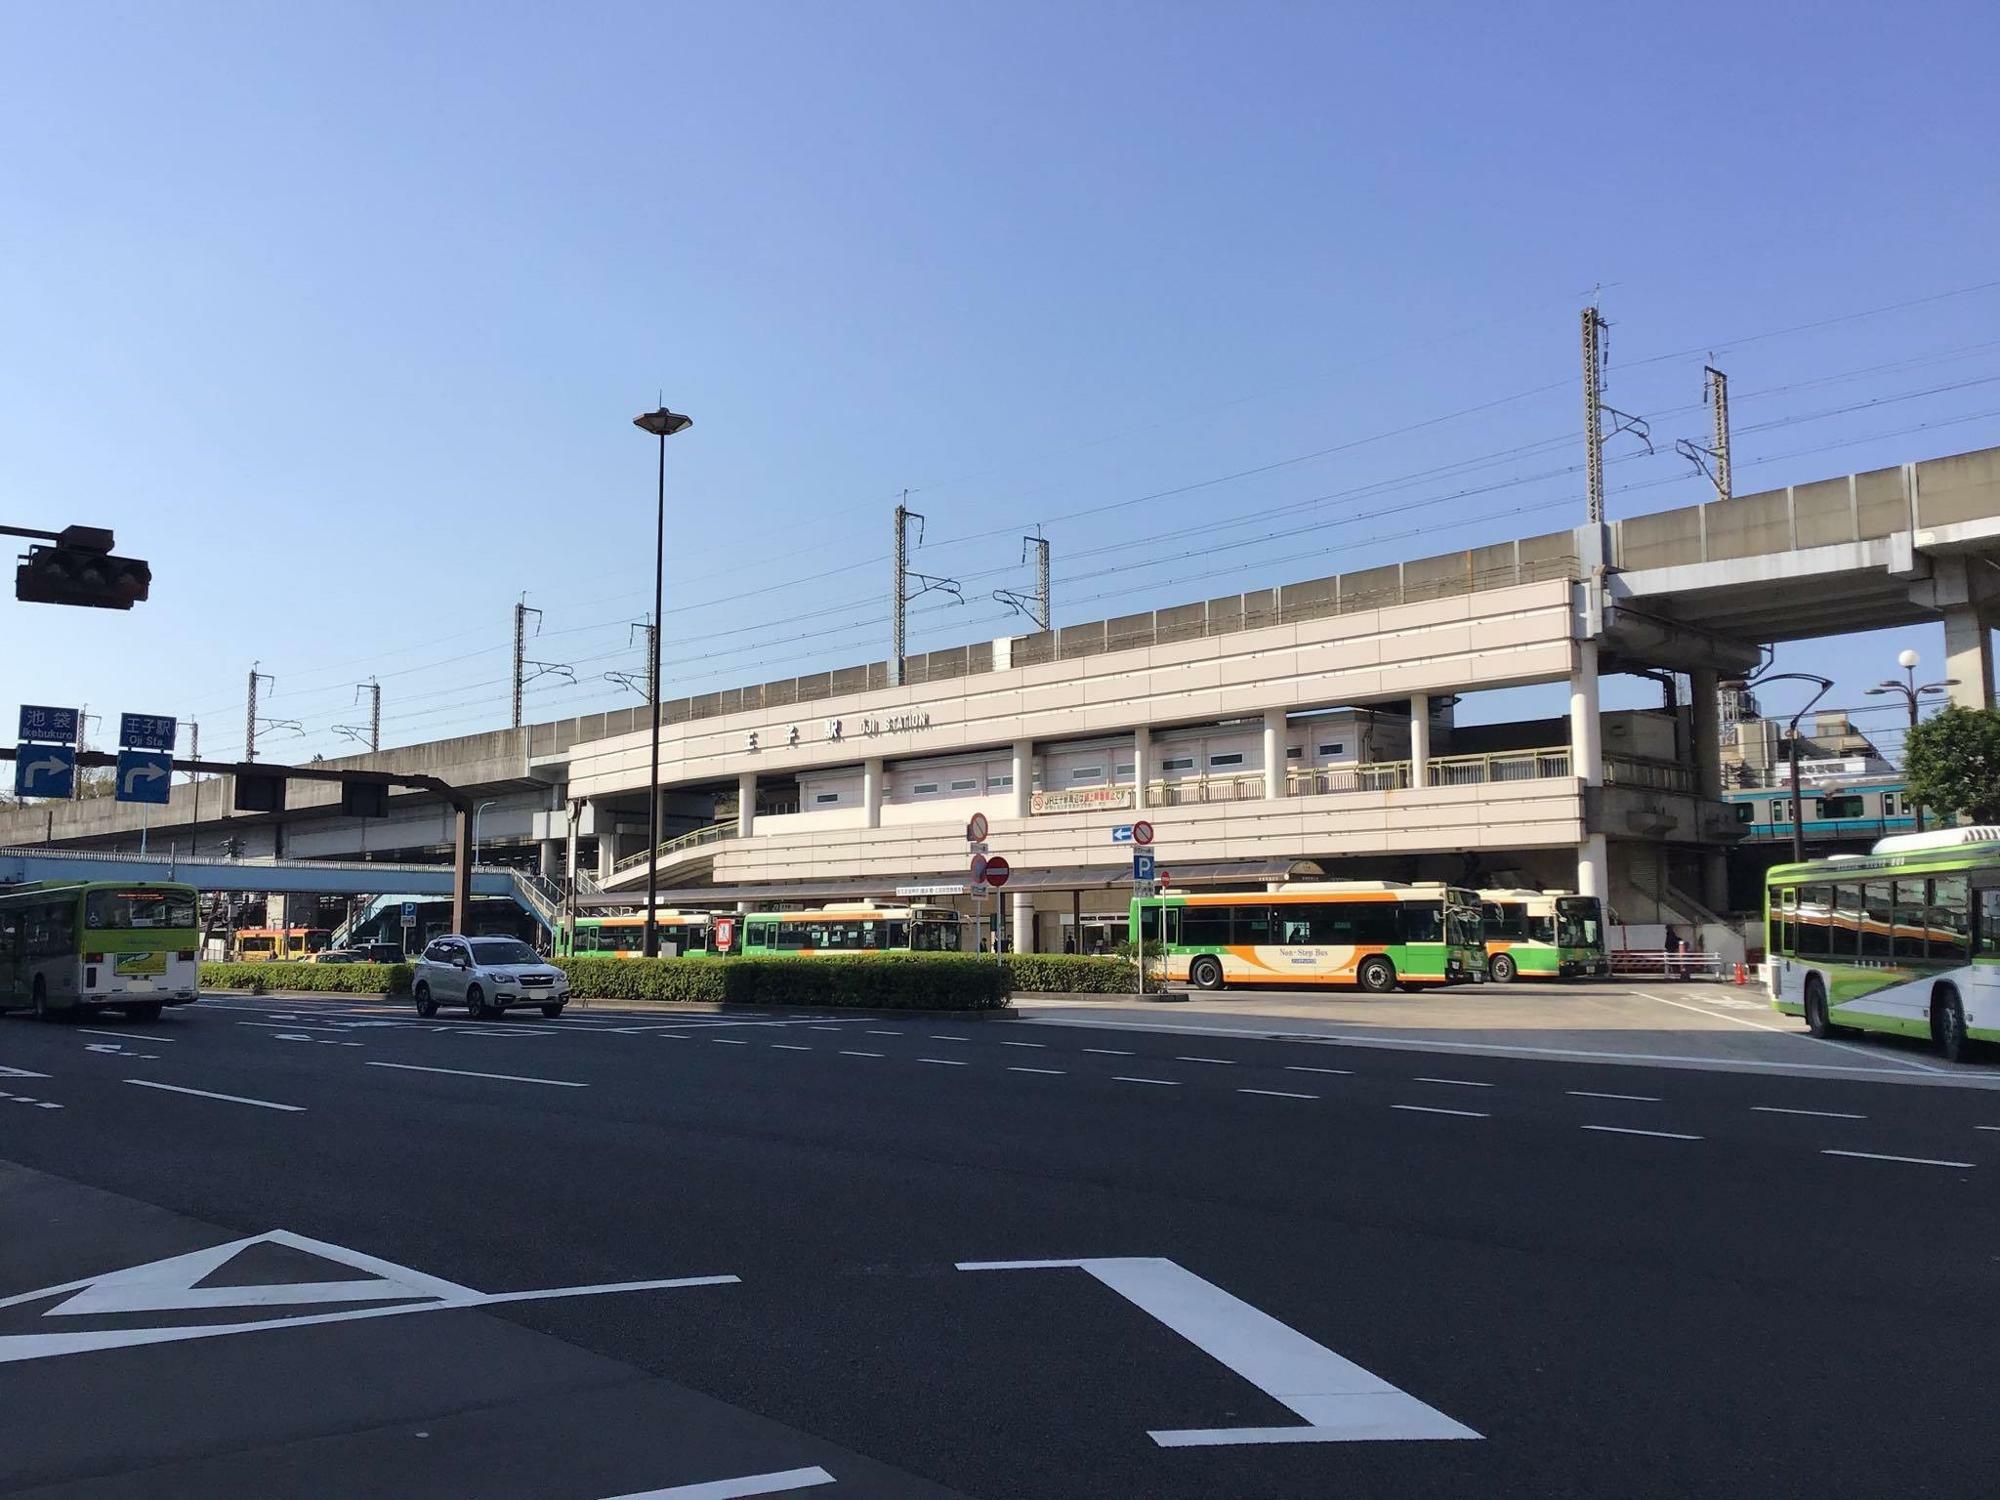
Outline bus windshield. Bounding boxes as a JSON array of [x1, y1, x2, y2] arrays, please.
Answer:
[[86, 889, 197, 930], [1555, 897, 1602, 950]]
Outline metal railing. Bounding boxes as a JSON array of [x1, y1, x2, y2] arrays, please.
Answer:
[[609, 818, 740, 875], [1426, 747, 1572, 786], [1284, 762, 1412, 796], [1148, 774, 1268, 807], [1603, 756, 1696, 794]]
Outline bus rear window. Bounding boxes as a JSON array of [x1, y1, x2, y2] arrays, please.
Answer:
[[87, 890, 196, 930]]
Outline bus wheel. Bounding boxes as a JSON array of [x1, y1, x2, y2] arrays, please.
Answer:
[[1804, 976, 1835, 1037], [1188, 955, 1225, 991], [1489, 952, 1517, 985], [124, 1002, 163, 1023], [1357, 955, 1397, 994], [1933, 986, 1972, 1064], [413, 983, 438, 1018]]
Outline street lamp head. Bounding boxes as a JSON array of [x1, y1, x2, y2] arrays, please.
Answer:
[[1898, 648, 1920, 670], [1864, 686, 1892, 696], [633, 408, 693, 438]]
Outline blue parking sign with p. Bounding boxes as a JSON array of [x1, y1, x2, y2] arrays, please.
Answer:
[[1132, 851, 1157, 884]]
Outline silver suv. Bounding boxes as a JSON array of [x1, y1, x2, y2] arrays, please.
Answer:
[[412, 935, 569, 1019]]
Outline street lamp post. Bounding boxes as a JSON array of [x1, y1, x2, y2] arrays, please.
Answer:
[[1864, 648, 1957, 835], [1724, 671, 1834, 865], [632, 406, 694, 959], [472, 798, 498, 864]]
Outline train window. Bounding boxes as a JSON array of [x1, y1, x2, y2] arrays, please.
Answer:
[[1734, 803, 1754, 823], [1881, 793, 1899, 816], [1772, 800, 1791, 823], [1818, 795, 1864, 820]]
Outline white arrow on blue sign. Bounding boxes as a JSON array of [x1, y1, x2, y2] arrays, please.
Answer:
[[1111, 824, 1134, 844], [118, 713, 177, 752], [13, 743, 76, 799], [1132, 851, 1157, 885], [114, 749, 173, 805]]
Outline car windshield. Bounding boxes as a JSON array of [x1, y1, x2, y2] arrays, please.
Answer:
[[469, 939, 540, 965]]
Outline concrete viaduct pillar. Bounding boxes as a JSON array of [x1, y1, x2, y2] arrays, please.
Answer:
[[1571, 640, 1608, 902], [1944, 606, 1996, 710], [1262, 709, 1285, 801], [1010, 740, 1033, 819], [737, 771, 757, 838], [863, 757, 883, 830], [1132, 724, 1150, 810], [1690, 667, 1728, 913], [1409, 693, 1431, 788]]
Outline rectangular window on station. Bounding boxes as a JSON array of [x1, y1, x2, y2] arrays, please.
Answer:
[[1286, 747, 1303, 760], [1070, 766, 1103, 781], [1162, 756, 1196, 773], [1317, 742, 1345, 757], [950, 779, 978, 791], [1208, 753, 1245, 768], [989, 775, 1013, 789], [913, 783, 939, 796], [815, 792, 841, 804]]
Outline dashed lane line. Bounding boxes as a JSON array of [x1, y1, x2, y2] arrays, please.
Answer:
[[770, 1044, 813, 1051], [125, 1080, 305, 1112], [0, 1091, 63, 1109], [710, 1038, 750, 1045], [1414, 1076, 1492, 1088], [1113, 1076, 1180, 1087], [1752, 1105, 1866, 1120], [1822, 1149, 1974, 1168], [1083, 1048, 1134, 1056], [928, 1034, 971, 1042], [999, 1040, 1047, 1049], [1176, 1056, 1237, 1066], [1582, 1125, 1702, 1141], [1286, 1065, 1352, 1076], [1007, 1066, 1066, 1075], [1391, 1104, 1488, 1118], [77, 1027, 175, 1042], [838, 1050, 885, 1059], [1238, 1088, 1317, 1101], [865, 1030, 903, 1036], [365, 1062, 586, 1089], [916, 1058, 968, 1067], [1567, 1089, 1660, 1102]]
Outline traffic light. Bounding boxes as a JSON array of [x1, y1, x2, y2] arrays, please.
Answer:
[[341, 781, 389, 819], [234, 771, 287, 814], [14, 526, 151, 610]]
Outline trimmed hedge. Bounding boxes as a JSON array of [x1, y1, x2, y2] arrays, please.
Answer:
[[1003, 953, 1137, 992], [554, 953, 1008, 1009], [200, 961, 413, 995]]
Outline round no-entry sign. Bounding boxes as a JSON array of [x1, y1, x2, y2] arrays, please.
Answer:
[[1131, 820, 1154, 847], [967, 812, 989, 843], [970, 853, 989, 882], [982, 855, 1011, 889]]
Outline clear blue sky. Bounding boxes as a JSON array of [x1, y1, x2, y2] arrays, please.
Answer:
[[5, 1, 1999, 766]]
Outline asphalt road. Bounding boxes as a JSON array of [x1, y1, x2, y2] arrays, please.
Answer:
[[3, 992, 1997, 1498]]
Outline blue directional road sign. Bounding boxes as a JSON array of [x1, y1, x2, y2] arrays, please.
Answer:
[[1111, 824, 1134, 843], [114, 749, 173, 805], [18, 705, 79, 744], [13, 743, 76, 799], [1132, 851, 1157, 885], [118, 713, 177, 752]]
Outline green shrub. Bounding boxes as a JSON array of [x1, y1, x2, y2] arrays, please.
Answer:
[[554, 953, 1008, 1009], [1003, 953, 1138, 992], [200, 961, 412, 995]]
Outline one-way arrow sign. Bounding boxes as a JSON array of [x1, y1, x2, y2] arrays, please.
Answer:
[[13, 743, 76, 799], [114, 749, 172, 805]]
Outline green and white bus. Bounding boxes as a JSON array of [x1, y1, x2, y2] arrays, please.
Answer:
[[0, 880, 201, 1021], [1132, 881, 1486, 992], [1766, 826, 2000, 1062], [1478, 888, 1609, 981]]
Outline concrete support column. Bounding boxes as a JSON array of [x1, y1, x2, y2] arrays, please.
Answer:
[[538, 839, 560, 879], [1690, 668, 1722, 800], [1944, 606, 1996, 710], [1133, 724, 1151, 810], [1701, 851, 1729, 914], [1011, 740, 1033, 819], [1010, 890, 1034, 953], [1570, 639, 1603, 785], [563, 811, 580, 889], [1409, 693, 1431, 789], [596, 833, 618, 880], [1578, 833, 1608, 900], [863, 757, 883, 830], [1262, 708, 1286, 801], [737, 771, 757, 838]]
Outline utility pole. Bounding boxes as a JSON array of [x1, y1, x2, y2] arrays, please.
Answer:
[[890, 493, 961, 685], [639, 619, 658, 704], [512, 596, 541, 729], [246, 664, 275, 762], [1707, 365, 1732, 503], [1583, 308, 1605, 526], [365, 677, 380, 751], [992, 531, 1052, 631], [187, 721, 201, 834]]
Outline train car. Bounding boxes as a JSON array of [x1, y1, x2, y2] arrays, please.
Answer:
[[1723, 772, 1916, 845]]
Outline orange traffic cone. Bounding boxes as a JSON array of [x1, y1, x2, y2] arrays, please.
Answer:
[[1733, 961, 1747, 986]]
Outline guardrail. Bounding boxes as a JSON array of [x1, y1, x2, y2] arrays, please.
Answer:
[[609, 819, 740, 876], [1149, 774, 1267, 807], [1428, 747, 1572, 786], [1609, 949, 1728, 979], [1603, 756, 1697, 794]]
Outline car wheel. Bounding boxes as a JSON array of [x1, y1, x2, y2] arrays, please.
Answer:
[[540, 1002, 566, 1019], [1804, 975, 1835, 1037], [414, 983, 437, 1018], [1934, 985, 1972, 1064], [124, 1002, 164, 1023], [1188, 954, 1225, 991], [464, 983, 486, 1019], [1356, 955, 1397, 994], [1489, 952, 1517, 985]]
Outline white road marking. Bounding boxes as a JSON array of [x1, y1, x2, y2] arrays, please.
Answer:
[[1007, 1066, 1066, 1075], [929, 1034, 971, 1042], [125, 1080, 304, 1112], [1822, 1149, 1974, 1168], [1581, 1125, 1702, 1141], [808, 1025, 842, 1032], [839, 1050, 885, 1059], [77, 1027, 174, 1042], [0, 1066, 52, 1079], [866, 1030, 903, 1036], [1113, 1075, 1179, 1086], [1631, 989, 1947, 1074], [770, 1043, 812, 1051], [958, 1257, 1478, 1445], [365, 1062, 585, 1088], [1391, 1104, 1487, 1118], [1177, 1056, 1236, 1066], [34, 1101, 60, 1109], [1567, 1090, 1660, 1102], [1977, 1125, 2000, 1132], [1414, 1077, 1492, 1088], [916, 1058, 968, 1067], [1084, 1047, 1133, 1056], [602, 1466, 836, 1499], [1286, 1065, 1352, 1076], [999, 1040, 1047, 1049], [710, 1038, 750, 1046], [1752, 1105, 1867, 1120], [1239, 1088, 1316, 1100]]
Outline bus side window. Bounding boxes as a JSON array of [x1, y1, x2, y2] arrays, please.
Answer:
[[1236, 905, 1274, 945], [1139, 906, 1164, 944], [1401, 901, 1442, 944], [1932, 876, 1971, 963], [1892, 882, 1928, 962], [1797, 885, 1831, 957], [1860, 881, 1893, 959], [1180, 908, 1230, 947]]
